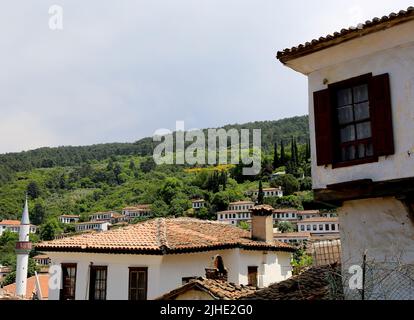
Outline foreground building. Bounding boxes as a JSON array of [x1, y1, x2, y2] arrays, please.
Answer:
[[37, 213, 294, 300], [277, 7, 414, 299]]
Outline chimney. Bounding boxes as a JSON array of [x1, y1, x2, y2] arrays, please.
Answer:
[[250, 205, 274, 243]]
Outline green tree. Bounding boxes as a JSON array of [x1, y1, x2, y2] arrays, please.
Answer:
[[107, 158, 114, 171], [195, 206, 210, 220], [40, 218, 62, 241], [150, 200, 169, 217], [140, 157, 156, 173], [273, 142, 279, 169], [271, 174, 299, 196], [113, 163, 123, 185], [31, 201, 46, 225], [257, 180, 264, 205], [2, 258, 39, 286], [27, 181, 41, 199], [129, 160, 136, 171], [300, 177, 313, 191], [239, 221, 250, 231], [211, 191, 230, 211], [280, 140, 286, 166], [277, 221, 295, 233]]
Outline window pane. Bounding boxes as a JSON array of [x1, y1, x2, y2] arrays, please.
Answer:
[[337, 88, 352, 106], [354, 102, 370, 121], [341, 145, 356, 161], [366, 143, 374, 157], [353, 84, 368, 103], [356, 122, 372, 139], [340, 125, 355, 142], [337, 105, 354, 124], [358, 144, 366, 158]]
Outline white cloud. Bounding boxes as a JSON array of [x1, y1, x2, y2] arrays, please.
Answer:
[[0, 0, 413, 153]]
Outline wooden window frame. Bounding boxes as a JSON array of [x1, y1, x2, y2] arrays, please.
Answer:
[[89, 265, 107, 301], [60, 263, 77, 301], [328, 73, 379, 168], [128, 267, 148, 301]]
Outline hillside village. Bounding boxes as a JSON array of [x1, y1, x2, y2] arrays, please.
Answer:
[[2, 5, 414, 301]]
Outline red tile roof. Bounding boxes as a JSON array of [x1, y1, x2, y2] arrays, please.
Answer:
[[229, 201, 255, 205], [123, 204, 151, 210], [158, 277, 257, 300], [243, 264, 343, 300], [0, 220, 21, 225], [274, 232, 312, 238], [36, 218, 294, 254], [277, 7, 414, 63], [3, 274, 49, 300]]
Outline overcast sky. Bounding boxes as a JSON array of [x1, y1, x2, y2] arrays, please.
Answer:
[[0, 1, 412, 154]]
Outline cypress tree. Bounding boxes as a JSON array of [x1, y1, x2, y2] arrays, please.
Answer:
[[257, 180, 264, 205], [273, 142, 279, 170], [280, 140, 286, 166]]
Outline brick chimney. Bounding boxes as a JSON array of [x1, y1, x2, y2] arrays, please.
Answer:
[[250, 205, 274, 243]]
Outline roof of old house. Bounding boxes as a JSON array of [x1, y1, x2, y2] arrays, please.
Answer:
[[0, 220, 21, 225], [123, 204, 151, 210], [242, 265, 342, 300], [33, 254, 50, 260], [298, 217, 339, 223], [274, 232, 312, 238], [3, 274, 49, 300], [297, 210, 320, 215], [277, 6, 414, 63], [157, 277, 257, 300], [59, 214, 80, 218], [229, 201, 255, 205], [36, 218, 294, 254]]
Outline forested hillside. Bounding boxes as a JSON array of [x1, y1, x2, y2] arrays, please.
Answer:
[[0, 116, 309, 186], [0, 115, 314, 227]]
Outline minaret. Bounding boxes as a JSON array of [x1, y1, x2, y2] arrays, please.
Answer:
[[15, 196, 32, 298]]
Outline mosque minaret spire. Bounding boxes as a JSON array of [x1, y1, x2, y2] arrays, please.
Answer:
[[15, 195, 32, 297]]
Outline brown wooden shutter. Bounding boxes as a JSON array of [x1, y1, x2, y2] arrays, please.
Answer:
[[369, 73, 394, 156], [313, 89, 334, 166]]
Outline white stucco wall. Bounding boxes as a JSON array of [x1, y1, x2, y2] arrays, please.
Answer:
[[47, 249, 292, 300], [339, 197, 414, 299], [304, 20, 414, 189]]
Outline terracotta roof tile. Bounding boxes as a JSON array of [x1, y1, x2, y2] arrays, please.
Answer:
[[277, 7, 414, 63], [242, 264, 343, 300], [36, 218, 294, 254], [0, 220, 21, 225], [3, 274, 49, 300], [158, 277, 257, 300]]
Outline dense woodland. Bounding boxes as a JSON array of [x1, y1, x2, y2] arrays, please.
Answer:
[[0, 115, 325, 284]]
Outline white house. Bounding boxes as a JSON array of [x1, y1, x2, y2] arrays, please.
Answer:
[[89, 211, 125, 224], [36, 213, 294, 300], [74, 221, 110, 233], [217, 206, 322, 226], [122, 205, 152, 220], [228, 201, 255, 212], [251, 187, 283, 198], [58, 215, 80, 224], [274, 232, 312, 245], [191, 199, 205, 210], [277, 7, 414, 299], [0, 220, 37, 236], [297, 218, 340, 237]]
